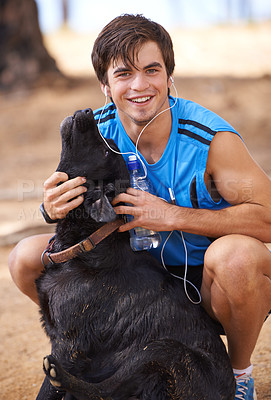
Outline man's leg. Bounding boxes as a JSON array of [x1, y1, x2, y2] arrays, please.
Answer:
[[8, 234, 53, 305], [201, 234, 271, 370]]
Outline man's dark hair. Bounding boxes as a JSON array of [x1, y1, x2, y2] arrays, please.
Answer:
[[91, 14, 175, 84]]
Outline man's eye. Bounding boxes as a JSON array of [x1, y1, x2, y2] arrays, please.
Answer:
[[118, 72, 130, 77]]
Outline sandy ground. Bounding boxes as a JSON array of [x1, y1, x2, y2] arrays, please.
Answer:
[[0, 23, 271, 399]]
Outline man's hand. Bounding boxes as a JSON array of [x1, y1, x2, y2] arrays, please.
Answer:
[[43, 172, 87, 220], [112, 188, 178, 232]]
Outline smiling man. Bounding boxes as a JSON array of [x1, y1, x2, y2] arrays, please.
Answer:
[[103, 41, 172, 163], [9, 14, 271, 400]]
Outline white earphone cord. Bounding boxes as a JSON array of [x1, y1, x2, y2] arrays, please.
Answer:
[[97, 80, 178, 177], [97, 81, 201, 305]]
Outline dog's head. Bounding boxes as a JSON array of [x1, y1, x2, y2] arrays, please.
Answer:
[[56, 108, 130, 223]]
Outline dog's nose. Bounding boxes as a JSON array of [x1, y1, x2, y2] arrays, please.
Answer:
[[83, 108, 92, 115], [72, 109, 92, 118]]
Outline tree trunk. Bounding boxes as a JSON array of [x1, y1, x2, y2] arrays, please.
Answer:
[[62, 0, 68, 27], [0, 0, 62, 91]]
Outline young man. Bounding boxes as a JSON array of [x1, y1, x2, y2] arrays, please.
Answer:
[[9, 14, 271, 400]]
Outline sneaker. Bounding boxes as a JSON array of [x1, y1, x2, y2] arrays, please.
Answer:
[[234, 373, 257, 400]]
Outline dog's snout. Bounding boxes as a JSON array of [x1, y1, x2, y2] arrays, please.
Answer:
[[72, 110, 81, 119], [72, 109, 93, 119], [72, 109, 94, 133]]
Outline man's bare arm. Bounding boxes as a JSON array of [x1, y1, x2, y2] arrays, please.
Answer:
[[112, 132, 271, 243]]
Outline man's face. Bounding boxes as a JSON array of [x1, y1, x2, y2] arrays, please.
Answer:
[[106, 41, 171, 129]]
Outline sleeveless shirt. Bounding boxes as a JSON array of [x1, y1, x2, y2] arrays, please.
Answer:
[[94, 96, 239, 266]]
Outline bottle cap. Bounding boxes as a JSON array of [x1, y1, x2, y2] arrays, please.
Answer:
[[128, 155, 140, 170]]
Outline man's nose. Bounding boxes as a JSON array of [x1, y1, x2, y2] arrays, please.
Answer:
[[130, 73, 149, 91]]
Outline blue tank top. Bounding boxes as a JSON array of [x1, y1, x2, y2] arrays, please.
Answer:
[[94, 96, 240, 266]]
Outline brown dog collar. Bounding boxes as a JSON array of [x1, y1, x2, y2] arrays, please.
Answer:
[[44, 218, 125, 264]]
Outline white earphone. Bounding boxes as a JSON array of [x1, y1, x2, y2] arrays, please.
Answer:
[[104, 87, 108, 97], [170, 76, 174, 83]]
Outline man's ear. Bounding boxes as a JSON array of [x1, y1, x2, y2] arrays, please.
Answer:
[[168, 76, 174, 89], [101, 83, 111, 98]]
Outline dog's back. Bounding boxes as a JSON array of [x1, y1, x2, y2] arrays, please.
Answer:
[[37, 240, 234, 399]]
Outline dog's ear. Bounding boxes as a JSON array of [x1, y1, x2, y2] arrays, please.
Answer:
[[89, 194, 116, 222]]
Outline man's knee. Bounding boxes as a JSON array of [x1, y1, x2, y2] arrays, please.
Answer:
[[8, 238, 30, 282], [205, 234, 263, 273], [203, 235, 267, 302], [8, 234, 51, 290]]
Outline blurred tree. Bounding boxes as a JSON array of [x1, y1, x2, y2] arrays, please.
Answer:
[[62, 0, 68, 27], [0, 0, 62, 91]]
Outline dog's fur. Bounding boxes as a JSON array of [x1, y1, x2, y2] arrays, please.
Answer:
[[35, 109, 235, 400]]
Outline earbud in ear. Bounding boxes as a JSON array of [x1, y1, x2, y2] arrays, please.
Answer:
[[170, 76, 174, 83], [104, 87, 108, 97]]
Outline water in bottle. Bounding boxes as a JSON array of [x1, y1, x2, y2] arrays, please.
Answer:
[[127, 155, 161, 251]]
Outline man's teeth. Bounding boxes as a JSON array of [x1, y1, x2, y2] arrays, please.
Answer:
[[131, 96, 151, 103]]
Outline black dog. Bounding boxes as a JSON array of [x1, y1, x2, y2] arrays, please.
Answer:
[[35, 108, 235, 400]]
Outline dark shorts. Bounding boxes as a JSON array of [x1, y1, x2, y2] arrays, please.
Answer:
[[166, 264, 225, 335], [166, 264, 204, 293], [166, 264, 270, 335]]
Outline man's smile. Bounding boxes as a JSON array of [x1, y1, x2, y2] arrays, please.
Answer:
[[129, 96, 152, 104]]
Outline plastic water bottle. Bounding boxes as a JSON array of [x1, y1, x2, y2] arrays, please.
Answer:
[[127, 155, 161, 251]]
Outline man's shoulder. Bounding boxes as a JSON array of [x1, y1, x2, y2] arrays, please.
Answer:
[[93, 102, 117, 124], [175, 98, 238, 142], [176, 98, 229, 126], [93, 102, 120, 141]]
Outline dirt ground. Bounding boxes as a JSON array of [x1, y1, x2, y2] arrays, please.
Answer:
[[0, 23, 271, 399]]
